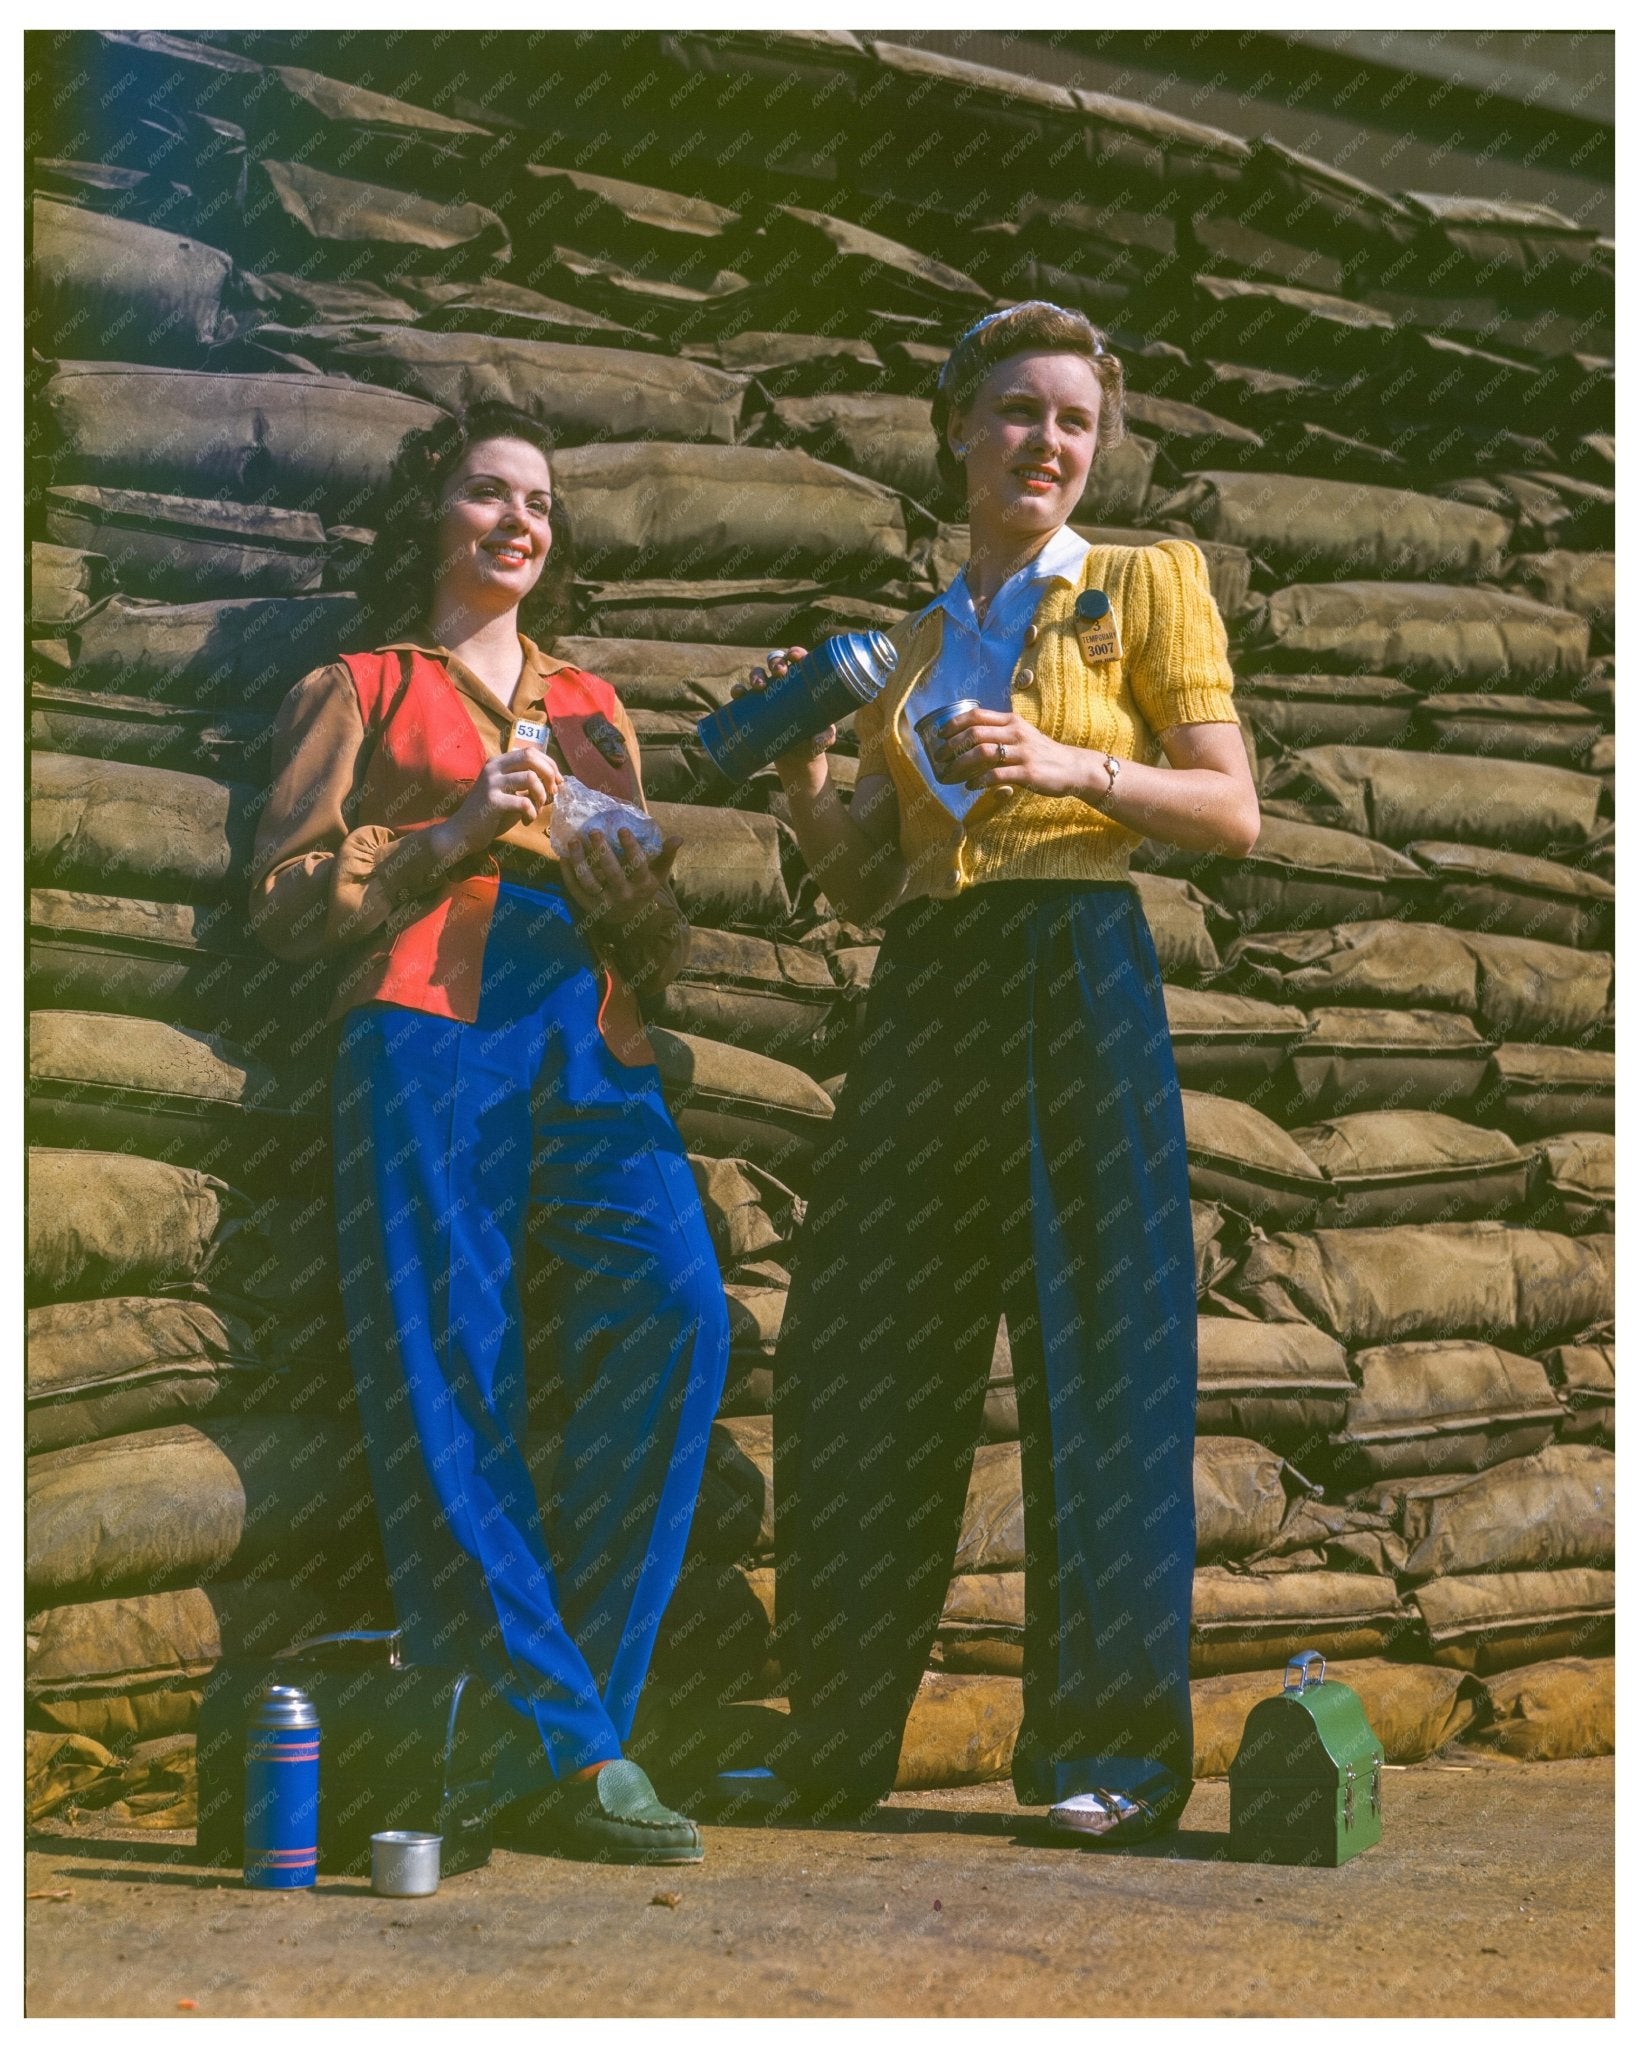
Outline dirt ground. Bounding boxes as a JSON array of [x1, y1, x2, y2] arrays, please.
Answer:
[[25, 1753, 1612, 2018]]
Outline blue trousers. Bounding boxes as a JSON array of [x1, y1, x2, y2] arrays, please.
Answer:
[[331, 882, 729, 1796], [774, 881, 1199, 1815]]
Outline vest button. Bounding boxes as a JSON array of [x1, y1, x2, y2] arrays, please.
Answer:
[[1022, 623, 1039, 646], [1015, 666, 1035, 688]]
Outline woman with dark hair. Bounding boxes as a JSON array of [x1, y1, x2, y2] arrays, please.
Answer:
[[249, 402, 728, 1866], [718, 302, 1259, 1843]]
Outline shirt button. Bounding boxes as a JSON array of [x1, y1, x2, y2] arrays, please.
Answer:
[[1016, 666, 1035, 688]]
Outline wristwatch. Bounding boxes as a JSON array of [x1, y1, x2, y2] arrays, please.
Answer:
[[1097, 753, 1122, 803]]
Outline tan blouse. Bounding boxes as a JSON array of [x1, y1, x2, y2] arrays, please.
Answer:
[[249, 634, 646, 965]]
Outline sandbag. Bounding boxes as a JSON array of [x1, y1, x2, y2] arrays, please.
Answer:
[[551, 443, 911, 582], [895, 1672, 1021, 1789], [653, 929, 845, 1068], [749, 203, 993, 317], [1076, 436, 1158, 526], [1329, 1341, 1562, 1480], [1195, 1318, 1354, 1448], [289, 327, 748, 445], [1479, 1043, 1616, 1147], [1409, 693, 1605, 770], [551, 636, 758, 714], [1410, 1569, 1614, 1674], [1181, 1090, 1325, 1227], [1226, 1223, 1613, 1351], [1193, 1200, 1242, 1301], [1196, 816, 1432, 932], [1278, 1006, 1493, 1122], [649, 1030, 832, 1187], [1190, 1659, 1481, 1777], [1402, 842, 1614, 951], [30, 753, 258, 900], [1540, 1345, 1613, 1447], [1193, 1436, 1295, 1561], [249, 156, 510, 275], [1162, 988, 1310, 1096], [26, 1728, 197, 1828], [25, 1577, 383, 1745], [29, 684, 276, 783], [41, 361, 447, 525], [1248, 581, 1588, 691], [27, 1148, 235, 1302], [1287, 1111, 1529, 1229], [31, 542, 115, 631], [1188, 275, 1396, 375], [25, 1297, 299, 1454], [756, 393, 940, 504], [1130, 871, 1223, 981], [1156, 471, 1511, 582], [645, 803, 798, 928], [981, 1323, 1017, 1444], [1223, 921, 1612, 1044], [44, 485, 331, 600], [1234, 672, 1419, 752], [1527, 1132, 1615, 1235], [1396, 1444, 1613, 1581], [32, 592, 364, 711], [953, 1442, 1025, 1575], [28, 1010, 324, 1183], [1506, 552, 1614, 650], [1469, 1657, 1615, 1761], [1189, 1566, 1408, 1676], [575, 577, 830, 647], [688, 1155, 802, 1268], [932, 1571, 1024, 1676], [30, 196, 251, 362], [1261, 744, 1601, 854], [707, 330, 886, 395], [25, 1415, 375, 1606]]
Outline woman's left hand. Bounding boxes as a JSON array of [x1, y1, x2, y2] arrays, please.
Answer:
[[928, 707, 1085, 798], [558, 826, 683, 930]]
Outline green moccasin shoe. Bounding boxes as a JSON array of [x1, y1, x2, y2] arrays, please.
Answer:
[[518, 1761, 704, 1866]]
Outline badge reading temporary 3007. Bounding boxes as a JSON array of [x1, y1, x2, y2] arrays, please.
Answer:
[[510, 716, 551, 750], [1074, 588, 1122, 665]]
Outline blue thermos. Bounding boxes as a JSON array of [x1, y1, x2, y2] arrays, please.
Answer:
[[694, 631, 898, 781], [243, 1681, 321, 1889]]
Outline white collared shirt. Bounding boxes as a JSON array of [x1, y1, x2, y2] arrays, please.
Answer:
[[900, 524, 1093, 820]]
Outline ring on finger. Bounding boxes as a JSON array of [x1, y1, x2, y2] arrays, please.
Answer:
[[997, 742, 1008, 765]]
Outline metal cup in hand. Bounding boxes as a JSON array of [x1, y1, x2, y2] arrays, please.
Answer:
[[914, 698, 981, 783], [695, 632, 898, 781]]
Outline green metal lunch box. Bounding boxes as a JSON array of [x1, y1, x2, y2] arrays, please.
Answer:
[[1228, 1651, 1385, 1867]]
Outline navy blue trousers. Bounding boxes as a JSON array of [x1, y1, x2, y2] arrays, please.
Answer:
[[774, 881, 1199, 1814], [331, 882, 729, 1797]]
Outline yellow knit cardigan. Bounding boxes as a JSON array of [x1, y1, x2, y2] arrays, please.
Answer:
[[856, 536, 1239, 902]]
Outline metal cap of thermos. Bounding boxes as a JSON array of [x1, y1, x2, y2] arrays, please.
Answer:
[[694, 631, 898, 783]]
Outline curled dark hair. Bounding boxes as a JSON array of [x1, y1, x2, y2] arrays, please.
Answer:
[[355, 401, 577, 643], [930, 300, 1126, 506]]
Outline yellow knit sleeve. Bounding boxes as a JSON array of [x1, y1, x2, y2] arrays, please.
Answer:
[[1128, 537, 1239, 733]]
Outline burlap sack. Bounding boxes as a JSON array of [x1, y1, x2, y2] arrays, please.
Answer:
[[757, 393, 941, 504], [551, 443, 910, 582], [1526, 1132, 1614, 1236], [1330, 1341, 1562, 1480], [708, 330, 886, 395], [575, 578, 828, 648], [30, 196, 252, 362], [44, 485, 329, 601], [1190, 1658, 1482, 1777], [648, 1030, 833, 1187], [724, 1283, 786, 1369], [25, 1577, 382, 1745], [1189, 1566, 1408, 1676], [1226, 1223, 1613, 1351], [1396, 1444, 1613, 1581], [1193, 1200, 1243, 1300], [1224, 921, 1612, 1044], [932, 1571, 1024, 1676], [895, 1671, 1022, 1788], [1122, 389, 1265, 467], [27, 1147, 235, 1302], [1279, 1006, 1493, 1122], [1469, 1656, 1615, 1761], [952, 1443, 1026, 1575], [25, 1296, 298, 1454], [1478, 1045, 1616, 1150], [1162, 988, 1310, 1097], [26, 1728, 198, 1829], [1287, 1110, 1529, 1229], [552, 636, 760, 714], [1181, 1090, 1326, 1227], [1193, 1436, 1295, 1561], [1156, 471, 1511, 582], [290, 327, 748, 445], [42, 362, 447, 526], [1410, 1568, 1614, 1674], [749, 203, 993, 318], [654, 929, 845, 1068], [261, 273, 420, 325], [1130, 872, 1223, 981], [1261, 743, 1601, 854], [1190, 275, 1396, 374], [28, 686, 275, 785], [249, 156, 510, 274], [1409, 692, 1605, 770], [28, 1010, 324, 1183], [1506, 552, 1614, 649], [1200, 815, 1432, 932], [1235, 673, 1420, 752], [26, 1415, 375, 1606], [1248, 581, 1588, 691], [1539, 1345, 1614, 1447], [1074, 85, 1250, 200], [1402, 842, 1614, 951], [30, 754, 258, 900], [1195, 1317, 1353, 1448], [646, 803, 798, 927], [31, 542, 115, 631], [32, 593, 363, 711], [688, 1155, 802, 1267]]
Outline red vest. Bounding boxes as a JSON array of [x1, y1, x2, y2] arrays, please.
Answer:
[[330, 648, 656, 1066]]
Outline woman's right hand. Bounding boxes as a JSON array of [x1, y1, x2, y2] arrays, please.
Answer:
[[433, 744, 563, 861], [735, 646, 836, 797]]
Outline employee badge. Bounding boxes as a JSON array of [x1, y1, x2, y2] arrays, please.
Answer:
[[508, 715, 551, 752], [1074, 588, 1123, 665]]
